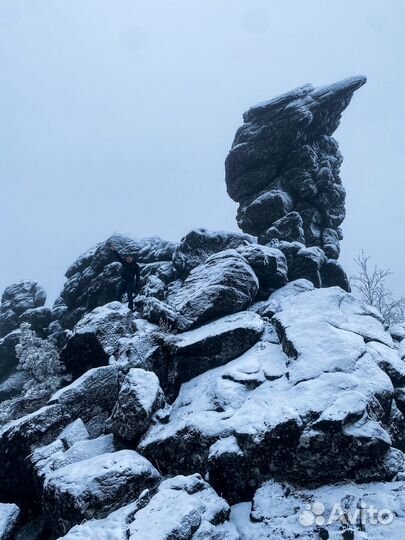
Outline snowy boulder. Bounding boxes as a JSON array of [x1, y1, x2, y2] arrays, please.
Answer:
[[56, 497, 148, 540], [259, 211, 305, 244], [320, 258, 351, 291], [389, 323, 405, 342], [127, 474, 238, 540], [288, 246, 326, 288], [367, 341, 405, 387], [272, 287, 394, 384], [169, 250, 259, 331], [43, 450, 160, 536], [106, 368, 166, 443], [236, 189, 295, 237], [166, 311, 265, 398], [141, 297, 178, 327], [231, 479, 405, 540], [0, 503, 20, 540], [60, 302, 134, 377], [49, 365, 119, 425], [33, 433, 117, 497], [0, 280, 46, 337], [139, 336, 291, 498], [173, 228, 254, 277], [236, 244, 287, 298], [18, 306, 52, 335]]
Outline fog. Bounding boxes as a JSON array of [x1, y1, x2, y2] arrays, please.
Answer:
[[1, 0, 404, 303]]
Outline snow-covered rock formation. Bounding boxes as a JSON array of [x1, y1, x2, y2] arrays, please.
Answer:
[[0, 76, 404, 539]]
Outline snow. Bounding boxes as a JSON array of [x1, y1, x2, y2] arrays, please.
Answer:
[[45, 450, 159, 499], [0, 503, 20, 539], [121, 368, 161, 414], [128, 475, 234, 540], [59, 419, 89, 448], [174, 311, 264, 348], [367, 341, 405, 386], [58, 499, 142, 540], [273, 287, 394, 385], [389, 323, 405, 341]]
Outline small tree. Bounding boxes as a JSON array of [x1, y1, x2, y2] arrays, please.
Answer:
[[351, 251, 405, 325], [15, 322, 69, 395]]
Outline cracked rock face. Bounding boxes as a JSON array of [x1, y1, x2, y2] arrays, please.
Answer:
[[225, 76, 366, 250]]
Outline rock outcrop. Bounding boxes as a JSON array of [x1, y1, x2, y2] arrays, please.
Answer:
[[54, 234, 177, 330], [1, 76, 404, 540], [225, 76, 367, 290], [0, 280, 47, 337]]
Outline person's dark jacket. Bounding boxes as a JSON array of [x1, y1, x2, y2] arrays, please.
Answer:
[[113, 251, 141, 285]]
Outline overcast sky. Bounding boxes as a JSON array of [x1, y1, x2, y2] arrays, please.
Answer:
[[0, 0, 404, 303]]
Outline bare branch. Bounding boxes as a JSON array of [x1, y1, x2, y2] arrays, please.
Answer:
[[351, 251, 405, 325]]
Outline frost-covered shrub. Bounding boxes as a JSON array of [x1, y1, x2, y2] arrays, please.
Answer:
[[15, 322, 69, 395]]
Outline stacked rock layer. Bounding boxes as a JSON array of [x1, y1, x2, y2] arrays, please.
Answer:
[[226, 76, 366, 262]]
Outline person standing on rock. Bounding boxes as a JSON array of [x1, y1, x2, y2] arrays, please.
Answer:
[[110, 245, 140, 311]]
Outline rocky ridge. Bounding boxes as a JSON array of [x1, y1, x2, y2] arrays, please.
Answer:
[[0, 76, 404, 540]]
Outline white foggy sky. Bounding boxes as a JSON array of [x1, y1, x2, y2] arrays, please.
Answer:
[[0, 0, 404, 303]]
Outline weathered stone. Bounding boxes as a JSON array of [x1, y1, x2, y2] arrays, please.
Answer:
[[173, 228, 253, 277], [43, 450, 160, 536], [166, 311, 264, 398], [106, 368, 166, 442], [60, 302, 134, 377], [0, 281, 46, 337], [0, 366, 119, 503], [237, 244, 287, 298], [225, 76, 366, 264], [140, 288, 397, 501], [169, 250, 259, 330], [19, 306, 52, 334]]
